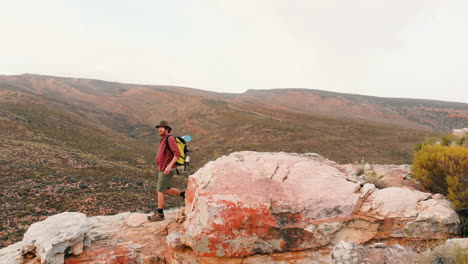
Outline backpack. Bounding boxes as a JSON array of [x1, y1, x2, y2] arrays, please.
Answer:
[[165, 135, 190, 172]]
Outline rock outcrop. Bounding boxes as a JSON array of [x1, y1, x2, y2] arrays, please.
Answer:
[[0, 242, 22, 264], [340, 163, 426, 191], [0, 211, 182, 264], [330, 241, 420, 264], [0, 151, 462, 263], [331, 238, 468, 264], [180, 152, 360, 258], [21, 212, 90, 264], [169, 152, 459, 262], [452, 128, 468, 137]]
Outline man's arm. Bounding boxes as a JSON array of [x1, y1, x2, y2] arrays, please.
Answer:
[[164, 136, 180, 174], [164, 155, 179, 175]]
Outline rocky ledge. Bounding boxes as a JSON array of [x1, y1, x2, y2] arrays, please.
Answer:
[[0, 151, 465, 263]]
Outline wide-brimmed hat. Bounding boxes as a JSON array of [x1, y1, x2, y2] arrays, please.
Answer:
[[155, 120, 172, 130]]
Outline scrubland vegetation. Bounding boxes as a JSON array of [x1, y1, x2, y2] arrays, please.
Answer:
[[412, 132, 468, 237], [1, 74, 466, 248]]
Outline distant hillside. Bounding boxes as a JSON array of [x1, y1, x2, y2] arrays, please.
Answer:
[[2, 74, 462, 164], [1, 73, 466, 247], [233, 89, 468, 131]]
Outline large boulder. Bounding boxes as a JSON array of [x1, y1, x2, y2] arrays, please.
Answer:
[[175, 151, 460, 261], [181, 152, 361, 257]]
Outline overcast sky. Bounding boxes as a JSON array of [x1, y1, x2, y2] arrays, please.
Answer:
[[1, 0, 468, 103]]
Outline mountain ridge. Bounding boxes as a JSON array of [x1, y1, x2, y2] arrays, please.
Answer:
[[2, 73, 467, 132], [6, 73, 468, 104], [245, 87, 468, 105]]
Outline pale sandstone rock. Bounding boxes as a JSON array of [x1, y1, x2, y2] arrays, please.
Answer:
[[415, 199, 460, 224], [0, 242, 22, 264], [169, 249, 330, 264], [86, 212, 131, 241], [443, 238, 468, 249], [360, 187, 431, 219], [340, 163, 425, 191], [65, 210, 180, 264], [359, 183, 375, 198], [330, 241, 421, 264], [418, 238, 468, 263], [22, 212, 90, 264], [370, 164, 422, 190], [235, 250, 329, 264], [331, 239, 468, 264], [182, 151, 361, 257], [453, 128, 468, 137], [361, 187, 459, 240], [125, 213, 151, 227], [330, 219, 380, 245]]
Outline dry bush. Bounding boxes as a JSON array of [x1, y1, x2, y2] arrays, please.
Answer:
[[412, 145, 467, 211], [363, 170, 388, 189], [419, 243, 468, 264]]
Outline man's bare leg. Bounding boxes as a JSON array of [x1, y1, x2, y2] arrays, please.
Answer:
[[157, 191, 165, 209], [164, 188, 182, 196], [158, 188, 183, 209], [148, 191, 166, 222]]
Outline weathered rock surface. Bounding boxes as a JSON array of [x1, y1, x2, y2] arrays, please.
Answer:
[[330, 241, 420, 264], [0, 242, 22, 264], [0, 151, 462, 264], [340, 163, 426, 191], [331, 238, 468, 264], [176, 152, 460, 261], [420, 238, 468, 264], [452, 127, 468, 137], [181, 152, 360, 257], [65, 211, 179, 264], [22, 212, 90, 264]]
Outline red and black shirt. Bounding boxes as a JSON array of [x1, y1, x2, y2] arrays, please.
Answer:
[[155, 134, 180, 172]]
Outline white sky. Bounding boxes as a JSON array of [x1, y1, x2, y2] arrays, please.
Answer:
[[1, 0, 468, 103]]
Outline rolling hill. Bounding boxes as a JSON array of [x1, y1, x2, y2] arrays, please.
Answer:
[[1, 73, 467, 247]]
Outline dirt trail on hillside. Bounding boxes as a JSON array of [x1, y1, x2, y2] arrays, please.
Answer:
[[228, 105, 283, 121]]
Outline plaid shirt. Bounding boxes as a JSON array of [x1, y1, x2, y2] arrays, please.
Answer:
[[155, 134, 180, 172]]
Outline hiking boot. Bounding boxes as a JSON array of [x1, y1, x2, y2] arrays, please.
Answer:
[[147, 213, 164, 222]]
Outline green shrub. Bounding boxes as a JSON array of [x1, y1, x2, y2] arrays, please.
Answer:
[[414, 138, 436, 152], [441, 134, 455, 146], [412, 144, 467, 210]]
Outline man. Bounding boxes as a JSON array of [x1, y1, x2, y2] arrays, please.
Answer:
[[148, 120, 185, 222]]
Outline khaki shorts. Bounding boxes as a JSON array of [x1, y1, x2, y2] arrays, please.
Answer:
[[156, 169, 176, 192]]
